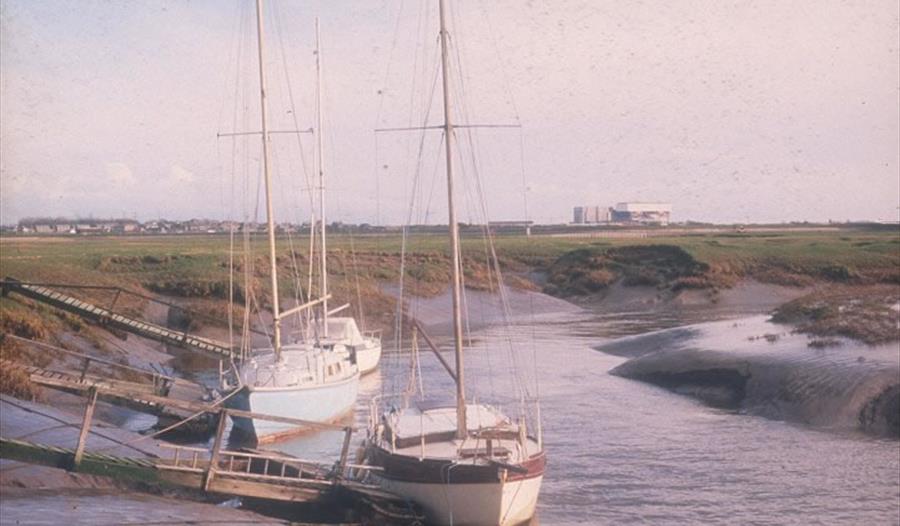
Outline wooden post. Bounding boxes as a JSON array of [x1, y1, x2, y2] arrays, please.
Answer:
[[336, 426, 353, 480], [154, 376, 172, 397], [109, 288, 122, 311], [72, 386, 98, 470], [79, 357, 91, 382], [203, 409, 228, 491], [414, 321, 457, 383]]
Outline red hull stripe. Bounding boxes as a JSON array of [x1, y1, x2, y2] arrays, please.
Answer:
[[368, 446, 546, 484]]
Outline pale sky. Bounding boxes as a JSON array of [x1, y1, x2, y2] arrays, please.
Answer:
[[1, 0, 898, 225]]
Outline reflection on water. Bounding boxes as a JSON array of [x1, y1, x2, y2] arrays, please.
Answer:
[[268, 304, 900, 525]]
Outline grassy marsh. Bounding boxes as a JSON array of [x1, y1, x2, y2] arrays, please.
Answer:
[[0, 225, 896, 368]]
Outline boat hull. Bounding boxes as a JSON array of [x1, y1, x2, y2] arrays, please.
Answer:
[[372, 472, 543, 526], [354, 342, 382, 375], [367, 445, 545, 526], [228, 374, 358, 442]]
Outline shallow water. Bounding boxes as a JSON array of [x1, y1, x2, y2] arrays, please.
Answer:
[[529, 313, 898, 525], [270, 303, 900, 525], [5, 297, 896, 525]]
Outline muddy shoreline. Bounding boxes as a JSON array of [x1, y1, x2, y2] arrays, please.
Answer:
[[601, 315, 900, 438], [1, 246, 898, 523], [0, 487, 287, 525]]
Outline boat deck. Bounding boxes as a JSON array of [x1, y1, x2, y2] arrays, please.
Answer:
[[380, 403, 539, 462]]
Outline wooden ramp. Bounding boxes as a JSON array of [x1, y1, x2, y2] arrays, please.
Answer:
[[1, 278, 235, 359], [0, 437, 403, 505], [0, 388, 418, 520], [0, 437, 331, 502], [0, 358, 213, 426], [0, 334, 223, 437]]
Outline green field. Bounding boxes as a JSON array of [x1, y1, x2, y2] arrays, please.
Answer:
[[1, 226, 898, 296], [0, 226, 896, 332]]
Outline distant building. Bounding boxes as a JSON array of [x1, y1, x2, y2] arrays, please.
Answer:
[[573, 206, 585, 224], [572, 205, 611, 224], [108, 219, 141, 233], [611, 202, 672, 225], [75, 222, 104, 234], [17, 218, 143, 235]]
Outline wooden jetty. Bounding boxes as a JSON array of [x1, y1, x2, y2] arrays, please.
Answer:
[[0, 387, 419, 520], [0, 357, 219, 432], [1, 335, 220, 436], [1, 278, 241, 435], [0, 280, 423, 520], [1, 435, 335, 502]]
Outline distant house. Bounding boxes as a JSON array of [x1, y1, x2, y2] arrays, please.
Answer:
[[76, 223, 104, 234], [108, 219, 141, 234], [186, 219, 213, 232], [18, 218, 83, 234], [14, 217, 142, 234]]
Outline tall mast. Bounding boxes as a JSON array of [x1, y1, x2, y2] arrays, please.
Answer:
[[255, 0, 282, 359], [315, 18, 328, 336], [438, 0, 466, 439]]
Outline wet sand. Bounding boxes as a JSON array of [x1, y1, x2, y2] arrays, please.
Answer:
[[0, 488, 286, 526], [0, 394, 166, 489], [0, 395, 283, 525]]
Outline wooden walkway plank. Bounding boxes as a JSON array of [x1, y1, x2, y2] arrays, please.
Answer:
[[1, 438, 330, 503], [3, 279, 236, 359]]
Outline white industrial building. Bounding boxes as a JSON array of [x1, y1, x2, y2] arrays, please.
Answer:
[[572, 206, 611, 224], [573, 202, 671, 225], [611, 202, 672, 225]]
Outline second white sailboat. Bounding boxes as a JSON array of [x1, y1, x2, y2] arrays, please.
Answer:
[[224, 0, 360, 443]]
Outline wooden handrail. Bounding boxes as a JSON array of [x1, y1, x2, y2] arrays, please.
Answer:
[[224, 408, 354, 431], [3, 334, 177, 383], [220, 449, 328, 467], [1, 278, 266, 337], [159, 444, 209, 454]]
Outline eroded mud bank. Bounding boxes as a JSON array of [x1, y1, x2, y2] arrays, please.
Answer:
[[603, 316, 900, 437]]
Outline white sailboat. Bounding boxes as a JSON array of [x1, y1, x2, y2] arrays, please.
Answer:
[[303, 15, 382, 376], [315, 317, 382, 375], [225, 0, 360, 444], [363, 1, 545, 524]]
